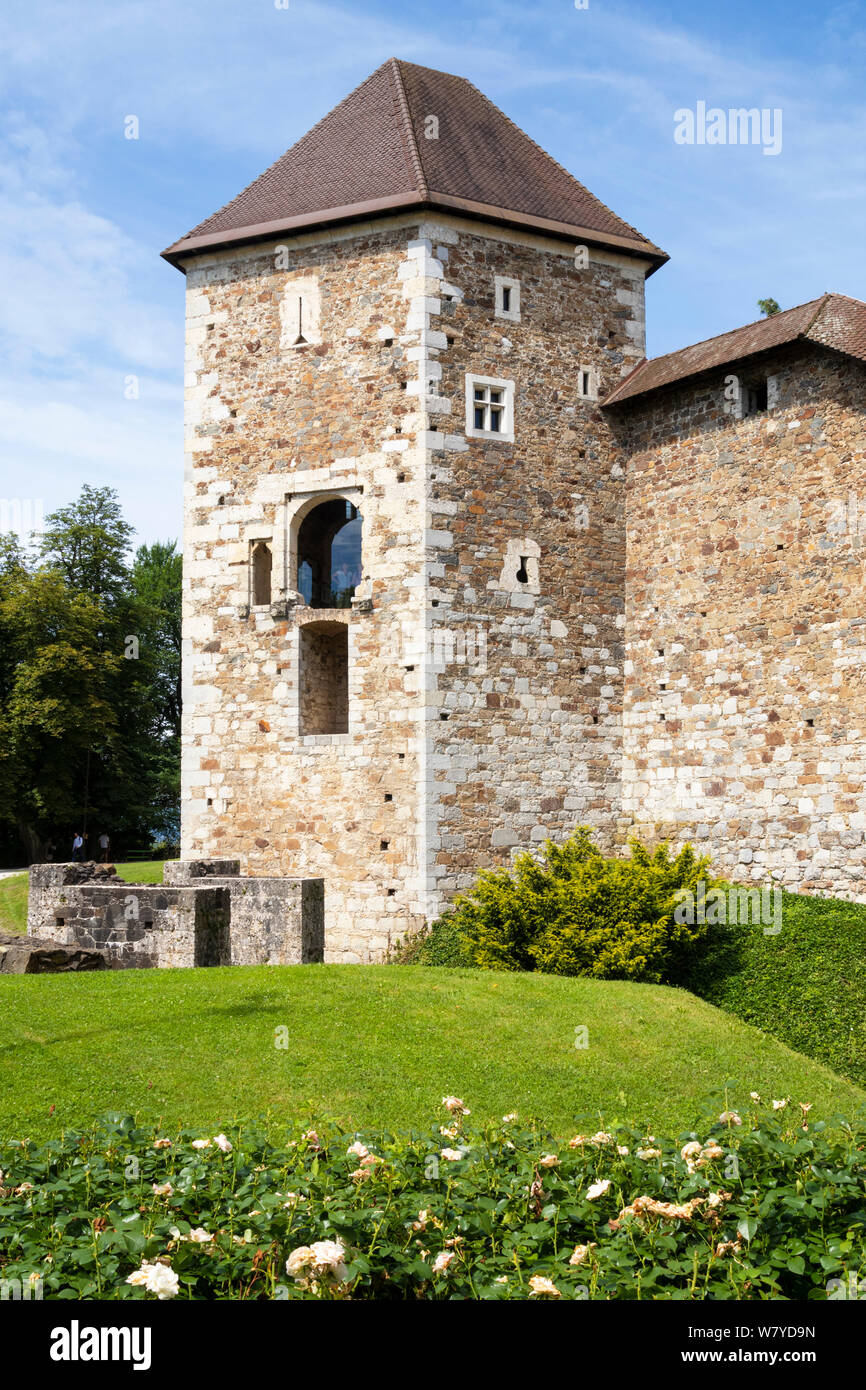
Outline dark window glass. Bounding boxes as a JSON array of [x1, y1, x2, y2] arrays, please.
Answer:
[[297, 499, 362, 608]]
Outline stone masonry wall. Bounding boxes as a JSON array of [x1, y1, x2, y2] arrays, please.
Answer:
[[45, 883, 230, 969], [164, 859, 324, 964], [179, 210, 653, 957], [614, 345, 866, 898], [180, 218, 431, 962], [29, 862, 323, 967], [414, 217, 648, 900]]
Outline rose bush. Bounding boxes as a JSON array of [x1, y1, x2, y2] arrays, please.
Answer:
[[1, 1092, 864, 1300]]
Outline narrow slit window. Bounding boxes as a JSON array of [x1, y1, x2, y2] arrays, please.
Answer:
[[494, 276, 520, 321], [251, 541, 272, 607], [576, 365, 598, 400], [279, 277, 321, 349], [294, 296, 306, 346]]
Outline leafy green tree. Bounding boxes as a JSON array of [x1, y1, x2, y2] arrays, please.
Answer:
[[0, 533, 24, 576], [128, 541, 182, 845], [0, 487, 181, 862], [0, 567, 123, 861], [131, 541, 182, 742], [37, 484, 134, 605], [757, 297, 781, 317]]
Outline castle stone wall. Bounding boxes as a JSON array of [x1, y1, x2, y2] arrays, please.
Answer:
[[616, 346, 866, 898], [40, 882, 230, 969], [28, 862, 323, 967], [165, 859, 324, 964], [178, 210, 652, 957], [179, 220, 430, 961], [415, 219, 647, 897]]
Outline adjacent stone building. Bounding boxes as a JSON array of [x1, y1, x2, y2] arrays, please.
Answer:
[[606, 295, 866, 900], [163, 58, 866, 961]]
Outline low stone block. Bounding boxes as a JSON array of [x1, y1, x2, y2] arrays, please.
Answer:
[[0, 930, 108, 974]]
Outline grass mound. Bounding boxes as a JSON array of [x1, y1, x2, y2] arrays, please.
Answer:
[[0, 965, 861, 1141]]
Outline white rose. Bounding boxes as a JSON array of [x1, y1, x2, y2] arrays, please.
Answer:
[[528, 1275, 560, 1297], [585, 1179, 611, 1201]]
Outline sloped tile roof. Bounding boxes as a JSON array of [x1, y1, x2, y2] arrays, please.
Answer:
[[163, 58, 666, 270], [602, 294, 866, 407]]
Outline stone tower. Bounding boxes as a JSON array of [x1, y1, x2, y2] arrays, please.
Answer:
[[163, 58, 666, 960]]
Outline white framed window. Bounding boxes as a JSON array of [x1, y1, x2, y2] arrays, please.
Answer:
[[494, 275, 521, 322], [577, 365, 598, 400], [465, 374, 515, 442]]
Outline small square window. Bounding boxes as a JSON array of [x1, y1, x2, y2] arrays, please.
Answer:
[[743, 381, 768, 416], [466, 374, 514, 441]]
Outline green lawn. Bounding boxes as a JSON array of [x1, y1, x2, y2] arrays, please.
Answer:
[[0, 965, 862, 1142], [0, 872, 28, 935], [0, 861, 166, 936]]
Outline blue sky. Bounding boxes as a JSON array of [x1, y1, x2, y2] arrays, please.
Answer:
[[1, 0, 864, 546]]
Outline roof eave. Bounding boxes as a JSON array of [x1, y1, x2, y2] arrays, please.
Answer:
[[601, 335, 824, 410], [161, 190, 668, 274]]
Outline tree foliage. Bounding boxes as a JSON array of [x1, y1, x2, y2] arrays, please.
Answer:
[[0, 487, 181, 863]]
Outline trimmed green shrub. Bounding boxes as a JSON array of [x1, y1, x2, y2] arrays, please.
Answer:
[[397, 911, 473, 966], [682, 888, 866, 1088], [410, 828, 715, 983], [1, 1094, 864, 1300]]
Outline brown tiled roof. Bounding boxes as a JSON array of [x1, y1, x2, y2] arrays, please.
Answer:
[[163, 58, 666, 271], [602, 293, 866, 407]]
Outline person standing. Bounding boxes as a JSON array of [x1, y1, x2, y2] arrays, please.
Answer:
[[71, 832, 84, 862], [97, 831, 111, 863]]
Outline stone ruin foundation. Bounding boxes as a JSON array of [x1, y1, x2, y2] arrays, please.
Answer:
[[23, 860, 324, 971]]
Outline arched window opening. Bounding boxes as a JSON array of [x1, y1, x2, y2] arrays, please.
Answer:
[[299, 622, 348, 735], [297, 499, 362, 608], [252, 542, 272, 607]]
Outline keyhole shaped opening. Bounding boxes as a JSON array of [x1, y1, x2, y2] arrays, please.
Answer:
[[293, 295, 307, 346], [516, 555, 529, 584]]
